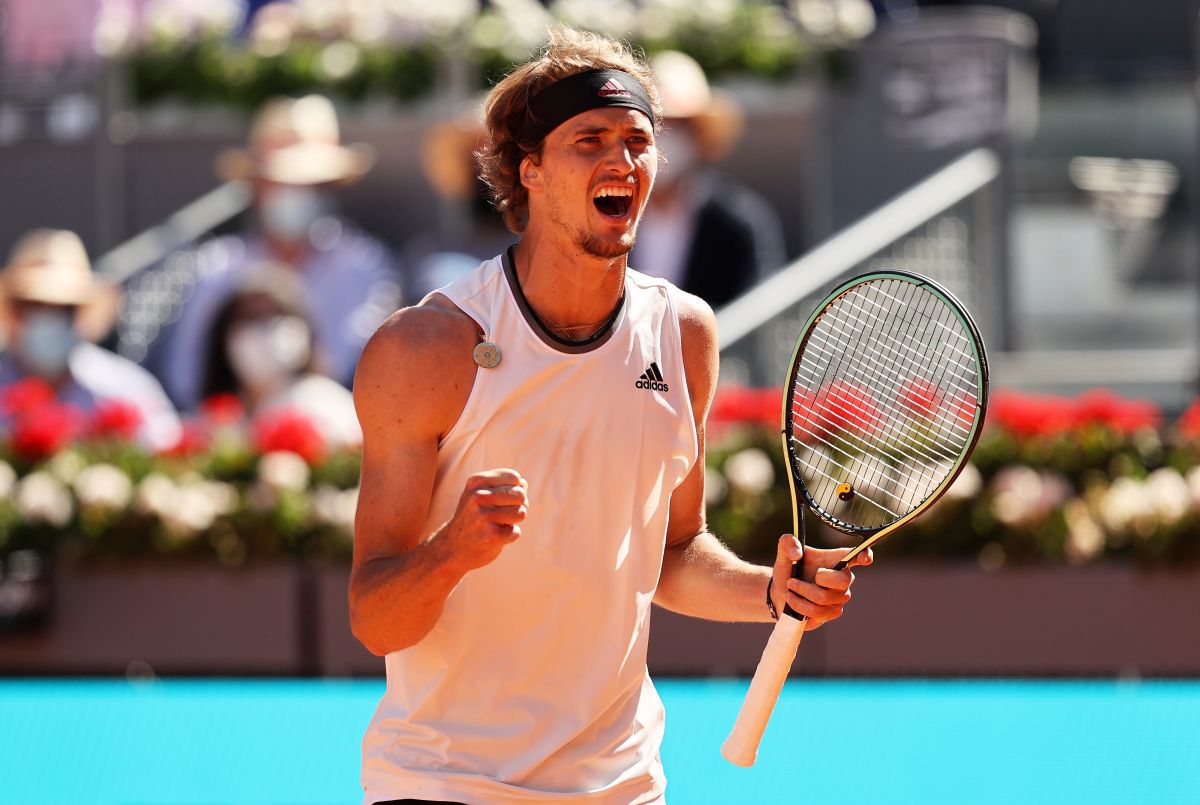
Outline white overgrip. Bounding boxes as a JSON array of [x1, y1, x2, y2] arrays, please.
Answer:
[[720, 613, 806, 767]]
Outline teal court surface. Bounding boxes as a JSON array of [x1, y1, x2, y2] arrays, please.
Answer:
[[1, 678, 1198, 804]]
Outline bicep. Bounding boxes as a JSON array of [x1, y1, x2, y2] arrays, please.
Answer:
[[350, 308, 474, 572]]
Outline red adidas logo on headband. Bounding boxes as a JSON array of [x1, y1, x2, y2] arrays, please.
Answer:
[[598, 78, 633, 98]]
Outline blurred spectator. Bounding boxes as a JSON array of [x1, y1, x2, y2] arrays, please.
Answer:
[[402, 107, 515, 300], [200, 265, 361, 449], [0, 229, 181, 451], [124, 94, 402, 411], [630, 51, 786, 308]]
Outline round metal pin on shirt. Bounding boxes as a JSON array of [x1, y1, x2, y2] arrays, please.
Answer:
[[473, 341, 502, 369]]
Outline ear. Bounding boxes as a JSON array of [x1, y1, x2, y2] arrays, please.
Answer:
[[519, 153, 543, 190]]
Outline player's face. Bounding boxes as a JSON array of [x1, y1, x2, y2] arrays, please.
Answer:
[[527, 106, 657, 259]]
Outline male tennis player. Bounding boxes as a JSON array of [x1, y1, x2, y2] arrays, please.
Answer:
[[351, 26, 872, 805]]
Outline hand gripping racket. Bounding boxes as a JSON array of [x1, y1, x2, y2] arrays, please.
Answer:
[[720, 270, 989, 767]]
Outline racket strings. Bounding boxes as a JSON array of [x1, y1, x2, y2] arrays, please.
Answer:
[[789, 278, 982, 529]]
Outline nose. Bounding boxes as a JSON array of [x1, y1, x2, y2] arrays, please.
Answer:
[[600, 140, 636, 173]]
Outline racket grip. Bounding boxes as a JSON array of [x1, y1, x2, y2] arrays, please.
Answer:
[[721, 614, 806, 767]]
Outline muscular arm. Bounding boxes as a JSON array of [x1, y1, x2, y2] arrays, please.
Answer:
[[653, 291, 868, 627], [348, 298, 527, 656]]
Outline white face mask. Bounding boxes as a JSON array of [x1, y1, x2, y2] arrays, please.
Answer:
[[258, 186, 328, 242], [17, 308, 77, 379], [656, 124, 700, 187], [225, 315, 311, 392]]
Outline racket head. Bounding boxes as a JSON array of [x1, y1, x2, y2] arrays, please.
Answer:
[[781, 270, 989, 542]]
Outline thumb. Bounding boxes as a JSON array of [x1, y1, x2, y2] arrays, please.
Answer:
[[776, 533, 802, 565]]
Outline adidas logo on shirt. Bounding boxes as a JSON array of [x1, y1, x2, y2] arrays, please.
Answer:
[[635, 362, 669, 392], [598, 78, 633, 98]]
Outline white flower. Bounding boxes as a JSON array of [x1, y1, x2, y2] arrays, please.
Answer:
[[47, 450, 87, 485], [1063, 499, 1105, 565], [313, 484, 358, 533], [793, 0, 836, 38], [550, 0, 638, 37], [94, 4, 137, 57], [990, 465, 1041, 526], [258, 451, 311, 493], [136, 473, 177, 517], [1186, 465, 1200, 509], [834, 0, 876, 41], [201, 482, 240, 518], [0, 461, 17, 501], [1145, 467, 1190, 526], [318, 41, 362, 81], [142, 0, 200, 42], [73, 464, 134, 512], [704, 467, 728, 506], [724, 448, 775, 495], [15, 472, 74, 528], [195, 0, 244, 37], [1096, 476, 1151, 534], [944, 462, 982, 502]]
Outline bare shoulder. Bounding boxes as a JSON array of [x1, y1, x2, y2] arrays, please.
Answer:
[[353, 294, 482, 440], [671, 287, 719, 418]]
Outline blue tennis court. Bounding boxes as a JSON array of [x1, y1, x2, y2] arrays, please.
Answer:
[[2, 678, 1198, 804]]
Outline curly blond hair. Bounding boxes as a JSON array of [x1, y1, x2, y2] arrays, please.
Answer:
[[477, 25, 662, 234]]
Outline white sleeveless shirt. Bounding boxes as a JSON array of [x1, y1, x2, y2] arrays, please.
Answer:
[[361, 251, 697, 804]]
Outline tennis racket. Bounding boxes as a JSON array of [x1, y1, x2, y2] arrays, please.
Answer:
[[720, 269, 989, 767]]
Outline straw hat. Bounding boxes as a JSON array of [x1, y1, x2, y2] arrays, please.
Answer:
[[422, 106, 487, 201], [216, 95, 375, 186], [650, 51, 744, 163], [0, 229, 120, 341]]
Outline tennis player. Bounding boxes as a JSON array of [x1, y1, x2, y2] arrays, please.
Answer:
[[351, 26, 872, 805]]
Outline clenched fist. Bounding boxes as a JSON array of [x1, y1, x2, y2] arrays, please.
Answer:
[[441, 469, 529, 572]]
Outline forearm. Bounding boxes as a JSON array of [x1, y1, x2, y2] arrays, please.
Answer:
[[349, 525, 466, 655], [654, 532, 773, 623]]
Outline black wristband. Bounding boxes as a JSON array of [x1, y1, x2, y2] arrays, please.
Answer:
[[766, 577, 779, 621]]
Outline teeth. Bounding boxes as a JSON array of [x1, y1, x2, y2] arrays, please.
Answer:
[[594, 186, 634, 198]]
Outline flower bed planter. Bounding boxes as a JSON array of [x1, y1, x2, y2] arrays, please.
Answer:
[[3, 559, 1197, 677], [0, 560, 303, 675], [315, 563, 1200, 678]]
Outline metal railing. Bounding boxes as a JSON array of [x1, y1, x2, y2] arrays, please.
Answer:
[[716, 148, 1004, 387]]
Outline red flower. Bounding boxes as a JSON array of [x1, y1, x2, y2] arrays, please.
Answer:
[[812, 381, 882, 439], [946, 390, 980, 433], [710, 386, 781, 426], [88, 399, 143, 442], [160, 421, 210, 458], [897, 378, 945, 419], [1177, 398, 1200, 441], [987, 391, 1075, 439], [9, 403, 82, 461], [0, 378, 56, 417], [252, 408, 326, 464], [1074, 388, 1159, 435], [200, 394, 246, 425]]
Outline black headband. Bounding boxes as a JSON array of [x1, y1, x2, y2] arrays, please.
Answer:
[[519, 69, 656, 146]]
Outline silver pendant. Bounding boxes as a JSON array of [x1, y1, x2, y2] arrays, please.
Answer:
[[473, 341, 502, 369]]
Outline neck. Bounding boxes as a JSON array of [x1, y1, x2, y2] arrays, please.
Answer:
[[512, 227, 627, 339]]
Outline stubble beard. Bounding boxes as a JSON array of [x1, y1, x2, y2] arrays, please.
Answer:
[[577, 227, 637, 259]]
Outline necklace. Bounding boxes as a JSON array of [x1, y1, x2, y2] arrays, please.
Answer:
[[506, 246, 625, 347]]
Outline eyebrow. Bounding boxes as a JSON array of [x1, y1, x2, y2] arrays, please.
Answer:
[[573, 124, 653, 136]]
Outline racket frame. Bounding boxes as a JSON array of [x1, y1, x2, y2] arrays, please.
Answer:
[[780, 269, 989, 576], [724, 269, 990, 767]]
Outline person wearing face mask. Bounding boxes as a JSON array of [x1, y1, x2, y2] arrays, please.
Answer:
[[629, 51, 786, 308], [202, 267, 361, 449], [0, 230, 182, 452], [122, 94, 404, 412]]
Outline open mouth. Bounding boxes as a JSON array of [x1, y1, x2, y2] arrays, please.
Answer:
[[593, 186, 633, 219]]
